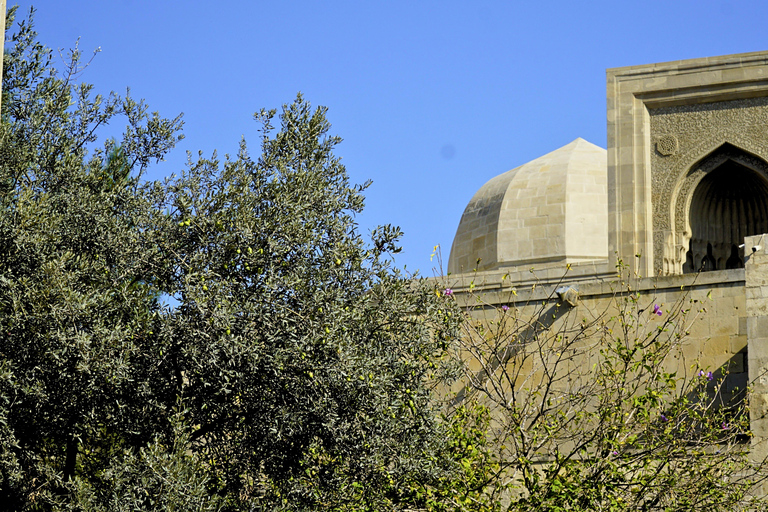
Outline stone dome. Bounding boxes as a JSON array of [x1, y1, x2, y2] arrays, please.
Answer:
[[448, 138, 608, 274]]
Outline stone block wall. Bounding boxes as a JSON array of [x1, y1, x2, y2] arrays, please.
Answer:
[[745, 234, 768, 464], [447, 264, 749, 415]]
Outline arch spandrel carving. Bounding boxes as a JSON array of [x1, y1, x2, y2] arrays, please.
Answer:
[[649, 97, 768, 274], [677, 145, 768, 233], [684, 158, 768, 272], [654, 141, 768, 274]]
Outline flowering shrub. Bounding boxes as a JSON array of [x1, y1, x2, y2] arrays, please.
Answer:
[[438, 259, 768, 511]]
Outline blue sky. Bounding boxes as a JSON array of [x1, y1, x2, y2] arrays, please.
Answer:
[[13, 1, 768, 275]]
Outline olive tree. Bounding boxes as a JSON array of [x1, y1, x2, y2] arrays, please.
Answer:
[[155, 96, 461, 510], [0, 8, 461, 511], [0, 7, 184, 509]]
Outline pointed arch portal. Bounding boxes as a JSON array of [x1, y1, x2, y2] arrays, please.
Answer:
[[683, 151, 768, 273]]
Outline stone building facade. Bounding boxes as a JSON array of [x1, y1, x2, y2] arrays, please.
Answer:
[[446, 51, 768, 463]]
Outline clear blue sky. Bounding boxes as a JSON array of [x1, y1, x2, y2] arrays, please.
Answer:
[[13, 1, 768, 275]]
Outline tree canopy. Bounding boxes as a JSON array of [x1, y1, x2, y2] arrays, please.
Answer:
[[0, 8, 461, 510]]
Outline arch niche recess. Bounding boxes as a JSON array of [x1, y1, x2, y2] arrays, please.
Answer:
[[667, 143, 768, 274]]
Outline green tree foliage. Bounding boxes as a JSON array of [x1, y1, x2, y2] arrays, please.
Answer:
[[0, 8, 461, 511], [72, 415, 223, 512], [0, 8, 183, 509], [160, 97, 461, 509], [400, 403, 504, 512]]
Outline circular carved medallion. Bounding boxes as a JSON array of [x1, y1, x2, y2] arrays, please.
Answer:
[[656, 135, 678, 156]]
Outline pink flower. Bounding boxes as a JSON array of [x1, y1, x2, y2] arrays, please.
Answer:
[[653, 304, 662, 316], [501, 305, 509, 311], [444, 288, 453, 296]]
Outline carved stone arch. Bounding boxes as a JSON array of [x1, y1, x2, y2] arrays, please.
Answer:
[[678, 144, 768, 233], [657, 139, 768, 230], [655, 136, 768, 274], [658, 139, 739, 232], [673, 141, 768, 230], [658, 139, 731, 274], [666, 142, 768, 273]]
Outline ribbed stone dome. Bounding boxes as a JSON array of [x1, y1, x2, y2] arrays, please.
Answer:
[[448, 138, 608, 274]]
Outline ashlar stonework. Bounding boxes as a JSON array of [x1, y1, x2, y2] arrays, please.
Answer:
[[447, 50, 768, 475]]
